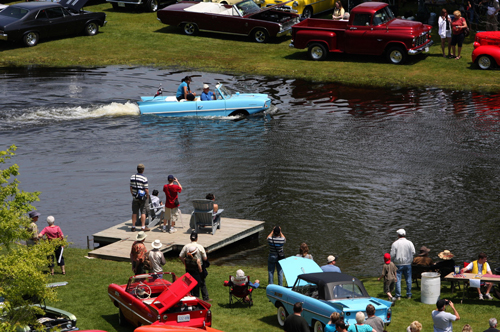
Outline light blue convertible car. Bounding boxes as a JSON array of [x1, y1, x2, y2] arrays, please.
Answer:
[[266, 257, 393, 332], [138, 83, 271, 117]]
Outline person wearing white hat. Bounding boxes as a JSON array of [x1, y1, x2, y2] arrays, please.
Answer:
[[321, 255, 341, 273], [130, 231, 148, 275], [200, 84, 216, 101], [149, 239, 166, 274], [184, 245, 203, 298], [38, 216, 65, 275], [390, 228, 415, 300]]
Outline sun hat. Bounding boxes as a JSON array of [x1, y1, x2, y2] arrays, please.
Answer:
[[236, 269, 245, 278], [438, 250, 454, 260], [29, 211, 41, 219], [151, 239, 162, 249], [47, 216, 55, 224], [327, 255, 336, 263], [396, 229, 406, 236], [168, 175, 174, 180], [203, 84, 210, 89], [136, 231, 147, 241], [188, 245, 198, 255], [384, 253, 391, 264], [418, 246, 431, 256]]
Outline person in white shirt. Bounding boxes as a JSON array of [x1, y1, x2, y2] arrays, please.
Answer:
[[461, 252, 493, 300], [432, 299, 460, 332], [390, 228, 415, 300]]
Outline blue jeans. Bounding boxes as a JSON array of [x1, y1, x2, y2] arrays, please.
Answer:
[[396, 264, 412, 298], [268, 254, 283, 286]]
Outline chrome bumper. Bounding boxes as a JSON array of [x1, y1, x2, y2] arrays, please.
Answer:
[[408, 40, 434, 55], [277, 27, 293, 37]]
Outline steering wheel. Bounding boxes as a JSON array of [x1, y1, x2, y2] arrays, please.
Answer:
[[135, 283, 152, 299]]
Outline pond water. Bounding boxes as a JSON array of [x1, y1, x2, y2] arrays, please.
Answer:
[[1, 66, 499, 276]]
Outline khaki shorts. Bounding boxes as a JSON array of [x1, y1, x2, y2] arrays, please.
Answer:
[[164, 207, 179, 224]]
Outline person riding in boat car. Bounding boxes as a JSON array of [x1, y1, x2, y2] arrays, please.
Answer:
[[176, 76, 196, 101], [201, 84, 216, 101]]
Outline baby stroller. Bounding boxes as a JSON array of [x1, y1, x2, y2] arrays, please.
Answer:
[[225, 275, 253, 307]]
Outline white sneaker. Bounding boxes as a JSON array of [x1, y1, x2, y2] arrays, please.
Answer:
[[479, 293, 484, 300], [169, 227, 177, 233], [162, 227, 166, 233], [485, 293, 493, 300]]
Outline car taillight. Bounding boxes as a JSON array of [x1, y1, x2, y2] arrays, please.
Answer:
[[206, 309, 212, 325], [387, 311, 391, 321]]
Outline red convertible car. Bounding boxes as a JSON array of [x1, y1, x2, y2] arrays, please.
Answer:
[[156, 0, 299, 43], [472, 31, 500, 70], [135, 326, 224, 332], [108, 272, 212, 328]]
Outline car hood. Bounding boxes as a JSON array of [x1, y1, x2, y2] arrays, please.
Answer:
[[60, 0, 89, 11], [148, 273, 197, 315], [386, 18, 429, 30], [279, 256, 323, 286]]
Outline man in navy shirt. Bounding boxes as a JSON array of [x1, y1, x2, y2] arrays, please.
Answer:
[[201, 84, 216, 101], [321, 255, 341, 273]]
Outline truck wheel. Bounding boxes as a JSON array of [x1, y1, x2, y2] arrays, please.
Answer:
[[252, 28, 268, 43], [144, 0, 158, 12], [183, 23, 198, 36], [302, 6, 313, 18], [386, 46, 407, 64], [308, 43, 327, 61], [477, 55, 494, 70]]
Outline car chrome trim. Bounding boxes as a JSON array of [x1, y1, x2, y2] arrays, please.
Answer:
[[106, 0, 143, 4], [408, 39, 433, 55], [108, 294, 155, 324], [267, 294, 329, 320]]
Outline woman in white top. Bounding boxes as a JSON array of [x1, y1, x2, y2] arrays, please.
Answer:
[[332, 1, 345, 20], [438, 8, 453, 58]]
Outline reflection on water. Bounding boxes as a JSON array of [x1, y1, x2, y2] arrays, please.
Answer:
[[0, 66, 499, 276]]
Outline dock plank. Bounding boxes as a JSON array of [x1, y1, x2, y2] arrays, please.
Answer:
[[88, 213, 264, 261]]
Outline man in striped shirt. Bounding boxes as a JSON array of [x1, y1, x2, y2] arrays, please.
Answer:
[[130, 163, 150, 232]]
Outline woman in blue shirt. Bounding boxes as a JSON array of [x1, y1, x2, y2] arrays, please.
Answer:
[[176, 76, 195, 101]]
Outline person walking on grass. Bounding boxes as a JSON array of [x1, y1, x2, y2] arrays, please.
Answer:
[[38, 216, 65, 275]]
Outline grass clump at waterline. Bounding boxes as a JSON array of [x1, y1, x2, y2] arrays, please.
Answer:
[[51, 248, 498, 332], [0, 3, 499, 92]]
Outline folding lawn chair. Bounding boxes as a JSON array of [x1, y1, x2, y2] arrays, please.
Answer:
[[227, 275, 253, 307]]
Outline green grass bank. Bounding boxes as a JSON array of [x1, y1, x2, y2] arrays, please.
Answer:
[[1, 2, 499, 92], [50, 247, 499, 332]]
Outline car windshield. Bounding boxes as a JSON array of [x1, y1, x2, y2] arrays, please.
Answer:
[[372, 6, 394, 25], [331, 283, 365, 299], [235, 0, 260, 16], [125, 273, 174, 294], [217, 85, 232, 99], [0, 6, 29, 19]]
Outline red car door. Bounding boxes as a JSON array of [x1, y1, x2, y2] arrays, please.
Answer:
[[345, 13, 374, 54]]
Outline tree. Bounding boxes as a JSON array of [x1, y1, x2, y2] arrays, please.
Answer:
[[0, 145, 59, 331]]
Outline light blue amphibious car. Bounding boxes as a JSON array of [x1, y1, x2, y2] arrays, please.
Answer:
[[138, 83, 271, 117], [266, 257, 393, 332]]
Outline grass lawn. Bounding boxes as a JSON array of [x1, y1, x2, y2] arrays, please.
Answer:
[[48, 248, 500, 332], [0, 2, 499, 92]]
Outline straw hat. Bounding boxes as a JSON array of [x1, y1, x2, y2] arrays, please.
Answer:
[[438, 250, 454, 260], [327, 255, 336, 263], [151, 239, 162, 249], [136, 231, 147, 241]]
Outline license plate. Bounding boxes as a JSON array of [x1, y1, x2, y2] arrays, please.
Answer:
[[424, 47, 429, 52], [177, 314, 190, 323], [118, 2, 125, 7]]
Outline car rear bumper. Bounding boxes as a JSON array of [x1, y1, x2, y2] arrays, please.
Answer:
[[408, 40, 434, 55]]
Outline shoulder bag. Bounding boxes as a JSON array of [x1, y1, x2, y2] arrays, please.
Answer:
[[462, 18, 470, 37]]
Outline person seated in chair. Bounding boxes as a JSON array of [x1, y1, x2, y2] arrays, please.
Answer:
[[433, 249, 456, 273], [206, 193, 219, 213], [413, 246, 434, 266], [461, 252, 494, 300], [224, 269, 259, 302], [150, 189, 164, 222]]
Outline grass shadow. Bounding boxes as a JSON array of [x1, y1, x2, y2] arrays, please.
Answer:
[[259, 313, 280, 328], [101, 313, 134, 332]]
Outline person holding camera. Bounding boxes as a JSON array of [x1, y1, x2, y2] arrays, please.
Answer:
[[130, 163, 150, 232], [267, 226, 286, 286], [432, 299, 461, 332], [162, 175, 182, 233]]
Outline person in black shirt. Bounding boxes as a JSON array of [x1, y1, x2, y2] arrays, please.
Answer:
[[484, 318, 499, 332], [284, 302, 309, 332]]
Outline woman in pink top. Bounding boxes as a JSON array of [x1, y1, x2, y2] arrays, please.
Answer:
[[39, 216, 65, 275]]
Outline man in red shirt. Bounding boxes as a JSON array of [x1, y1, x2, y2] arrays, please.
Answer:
[[162, 175, 182, 233]]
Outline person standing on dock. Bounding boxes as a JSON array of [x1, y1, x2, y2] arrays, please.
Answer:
[[390, 228, 415, 300], [162, 175, 182, 233], [130, 163, 150, 232]]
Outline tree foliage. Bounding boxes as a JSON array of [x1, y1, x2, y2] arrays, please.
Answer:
[[0, 145, 60, 331]]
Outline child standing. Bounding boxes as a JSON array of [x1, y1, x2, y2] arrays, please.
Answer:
[[378, 253, 397, 301]]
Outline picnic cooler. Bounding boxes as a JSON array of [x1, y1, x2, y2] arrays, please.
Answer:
[[421, 272, 440, 304]]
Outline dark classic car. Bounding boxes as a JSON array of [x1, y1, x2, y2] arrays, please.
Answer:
[[0, 0, 106, 47], [157, 0, 299, 43], [107, 0, 176, 13]]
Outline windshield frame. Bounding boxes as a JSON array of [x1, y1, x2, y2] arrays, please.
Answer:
[[372, 6, 395, 26], [234, 0, 260, 16]]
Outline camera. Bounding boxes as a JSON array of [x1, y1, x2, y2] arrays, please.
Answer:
[[445, 300, 450, 305]]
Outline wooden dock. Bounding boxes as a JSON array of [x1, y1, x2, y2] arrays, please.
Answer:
[[88, 214, 265, 261]]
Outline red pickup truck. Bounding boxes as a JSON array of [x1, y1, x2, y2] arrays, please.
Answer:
[[289, 2, 433, 64]]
